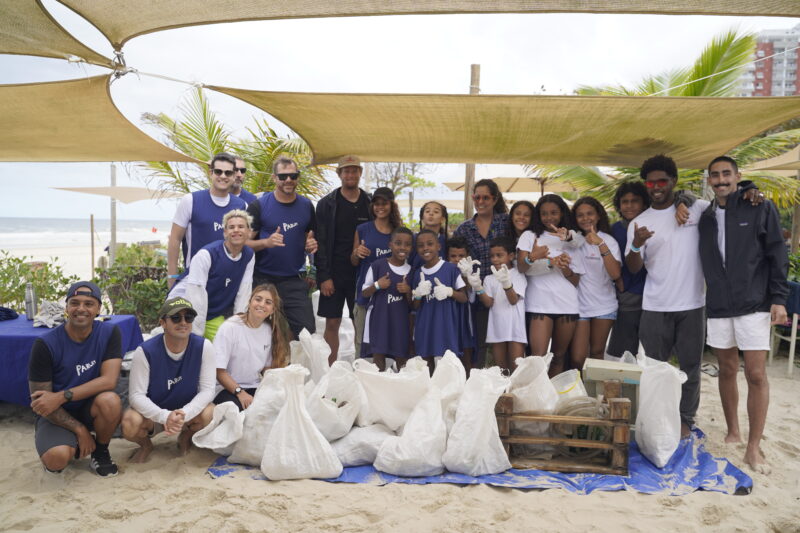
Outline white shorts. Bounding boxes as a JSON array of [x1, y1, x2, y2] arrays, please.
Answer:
[[706, 312, 771, 351]]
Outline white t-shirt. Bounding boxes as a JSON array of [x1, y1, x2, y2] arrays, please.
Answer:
[[362, 261, 412, 343], [577, 231, 621, 317], [172, 191, 236, 258], [485, 267, 527, 343], [715, 206, 726, 266], [128, 337, 216, 425], [626, 201, 709, 312], [212, 315, 273, 394], [517, 230, 585, 314]]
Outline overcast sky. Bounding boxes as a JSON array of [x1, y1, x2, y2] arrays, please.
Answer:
[[2, 2, 799, 220]]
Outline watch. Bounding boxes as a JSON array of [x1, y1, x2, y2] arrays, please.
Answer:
[[63, 389, 73, 402], [234, 387, 243, 394]]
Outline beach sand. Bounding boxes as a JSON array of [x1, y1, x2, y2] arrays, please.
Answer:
[[1, 359, 799, 533]]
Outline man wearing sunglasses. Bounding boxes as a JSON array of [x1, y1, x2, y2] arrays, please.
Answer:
[[246, 157, 318, 338], [28, 281, 123, 477], [314, 155, 372, 362], [122, 297, 216, 463], [167, 152, 248, 288], [168, 209, 254, 341], [232, 155, 258, 206], [625, 154, 710, 440]]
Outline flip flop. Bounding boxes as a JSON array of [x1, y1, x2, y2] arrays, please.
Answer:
[[701, 362, 719, 377]]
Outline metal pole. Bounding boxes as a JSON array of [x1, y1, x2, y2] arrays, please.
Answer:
[[90, 214, 95, 276], [464, 64, 480, 218], [792, 171, 800, 253], [110, 163, 117, 266]]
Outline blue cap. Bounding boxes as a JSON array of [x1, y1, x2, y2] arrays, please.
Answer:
[[65, 281, 102, 304]]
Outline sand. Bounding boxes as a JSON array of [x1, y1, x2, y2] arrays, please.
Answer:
[[2, 355, 800, 533]]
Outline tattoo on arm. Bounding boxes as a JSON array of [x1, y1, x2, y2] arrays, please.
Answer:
[[29, 381, 85, 434]]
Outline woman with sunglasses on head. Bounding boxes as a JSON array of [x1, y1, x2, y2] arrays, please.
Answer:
[[351, 187, 403, 357], [453, 179, 509, 367], [211, 284, 290, 411]]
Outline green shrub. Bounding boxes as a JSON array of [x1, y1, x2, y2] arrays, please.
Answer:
[[94, 244, 170, 331], [0, 250, 78, 312], [789, 251, 800, 283]]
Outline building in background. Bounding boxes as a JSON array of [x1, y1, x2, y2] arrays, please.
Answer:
[[737, 24, 800, 97]]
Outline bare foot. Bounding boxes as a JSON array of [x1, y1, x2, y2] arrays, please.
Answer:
[[724, 432, 742, 444], [128, 440, 153, 463], [680, 423, 692, 439], [177, 431, 192, 456], [744, 446, 770, 475]]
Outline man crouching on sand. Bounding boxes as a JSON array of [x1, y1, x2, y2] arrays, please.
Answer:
[[122, 298, 215, 462]]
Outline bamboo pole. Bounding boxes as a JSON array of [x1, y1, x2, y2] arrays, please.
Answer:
[[463, 64, 480, 217], [110, 163, 117, 266]]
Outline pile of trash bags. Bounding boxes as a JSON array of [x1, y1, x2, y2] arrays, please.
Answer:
[[193, 329, 686, 480]]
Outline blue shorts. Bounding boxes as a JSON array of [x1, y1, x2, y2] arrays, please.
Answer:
[[579, 311, 618, 321]]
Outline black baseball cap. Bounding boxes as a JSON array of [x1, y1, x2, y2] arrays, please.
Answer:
[[65, 281, 102, 304], [372, 187, 395, 202]]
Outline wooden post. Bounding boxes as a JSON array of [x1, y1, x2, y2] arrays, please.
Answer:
[[110, 163, 117, 266], [609, 398, 631, 474], [463, 64, 480, 218], [495, 393, 513, 457], [791, 182, 799, 253], [90, 214, 95, 276]]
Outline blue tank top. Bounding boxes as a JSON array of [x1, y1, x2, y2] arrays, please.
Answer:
[[182, 240, 254, 318], [41, 321, 116, 413], [363, 258, 411, 357], [355, 221, 393, 306], [182, 190, 247, 267], [410, 233, 446, 269], [255, 192, 313, 277], [412, 261, 462, 357], [141, 333, 204, 411]]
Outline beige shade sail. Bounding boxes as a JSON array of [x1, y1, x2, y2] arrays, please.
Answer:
[[0, 0, 113, 67], [210, 87, 800, 169], [444, 177, 576, 193], [746, 145, 800, 171], [53, 186, 185, 203], [59, 1, 800, 49], [1, 74, 196, 162]]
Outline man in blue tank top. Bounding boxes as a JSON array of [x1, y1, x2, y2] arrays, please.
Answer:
[[121, 298, 216, 463], [169, 209, 255, 340], [28, 281, 123, 477], [167, 152, 248, 288], [232, 155, 258, 205], [246, 156, 318, 338]]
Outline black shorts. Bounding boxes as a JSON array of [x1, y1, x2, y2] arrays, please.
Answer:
[[528, 312, 579, 322], [213, 388, 257, 411], [317, 274, 357, 319], [34, 399, 96, 457]]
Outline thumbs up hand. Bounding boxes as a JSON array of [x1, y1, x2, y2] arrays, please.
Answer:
[[377, 272, 391, 290], [433, 278, 454, 300], [267, 225, 285, 248], [491, 264, 512, 289], [305, 230, 318, 254], [355, 239, 371, 259], [412, 272, 432, 299], [397, 274, 410, 294]]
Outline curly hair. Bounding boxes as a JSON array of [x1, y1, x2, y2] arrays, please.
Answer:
[[612, 181, 650, 214], [571, 196, 611, 235], [419, 201, 449, 236], [238, 284, 290, 369], [473, 179, 508, 214], [640, 154, 677, 180], [531, 194, 572, 236]]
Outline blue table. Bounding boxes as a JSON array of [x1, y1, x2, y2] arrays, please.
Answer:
[[0, 315, 143, 406]]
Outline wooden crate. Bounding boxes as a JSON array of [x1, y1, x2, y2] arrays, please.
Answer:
[[495, 380, 631, 475]]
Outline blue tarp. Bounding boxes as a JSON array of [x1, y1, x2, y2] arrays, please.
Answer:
[[207, 428, 752, 496]]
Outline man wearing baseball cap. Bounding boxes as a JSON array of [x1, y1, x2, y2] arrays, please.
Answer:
[[121, 297, 216, 463], [28, 281, 123, 477], [315, 155, 372, 362]]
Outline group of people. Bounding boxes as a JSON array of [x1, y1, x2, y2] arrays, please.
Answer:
[[29, 152, 789, 476]]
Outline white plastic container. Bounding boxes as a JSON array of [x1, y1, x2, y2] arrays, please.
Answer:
[[550, 369, 587, 402]]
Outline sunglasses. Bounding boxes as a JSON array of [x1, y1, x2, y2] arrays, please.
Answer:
[[645, 178, 670, 189], [165, 313, 196, 324], [236, 167, 247, 174], [211, 168, 235, 177], [472, 194, 493, 202], [276, 172, 300, 181]]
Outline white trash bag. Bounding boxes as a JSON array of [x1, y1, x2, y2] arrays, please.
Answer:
[[228, 371, 287, 466], [191, 401, 245, 456], [354, 356, 430, 432], [374, 387, 447, 477], [331, 424, 395, 467], [443, 367, 511, 476], [261, 365, 343, 480], [508, 354, 558, 436], [635, 361, 687, 468], [604, 350, 638, 365], [430, 350, 466, 436], [290, 328, 330, 385], [306, 361, 362, 441]]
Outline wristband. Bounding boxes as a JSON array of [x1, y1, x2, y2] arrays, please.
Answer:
[[413, 295, 423, 301], [600, 250, 611, 257], [630, 244, 641, 253], [524, 256, 534, 265], [374, 281, 381, 290], [168, 274, 181, 279], [502, 284, 513, 290], [547, 258, 552, 268], [475, 289, 485, 295]]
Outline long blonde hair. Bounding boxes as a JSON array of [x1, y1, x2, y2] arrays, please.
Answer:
[[239, 284, 289, 368]]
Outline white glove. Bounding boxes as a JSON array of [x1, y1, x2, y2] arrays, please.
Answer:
[[412, 272, 432, 299], [491, 264, 512, 289], [467, 270, 483, 292], [433, 278, 454, 301], [457, 256, 480, 278]]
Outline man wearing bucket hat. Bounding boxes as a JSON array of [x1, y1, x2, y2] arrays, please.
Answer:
[[28, 281, 123, 477], [315, 155, 372, 362], [122, 297, 216, 463]]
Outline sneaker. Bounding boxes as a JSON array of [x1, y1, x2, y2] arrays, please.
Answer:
[[90, 445, 119, 477]]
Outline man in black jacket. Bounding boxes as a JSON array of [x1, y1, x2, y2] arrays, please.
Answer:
[[315, 155, 372, 363], [698, 155, 789, 474]]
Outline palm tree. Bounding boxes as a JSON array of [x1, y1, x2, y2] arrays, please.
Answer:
[[528, 29, 800, 209], [139, 88, 330, 199]]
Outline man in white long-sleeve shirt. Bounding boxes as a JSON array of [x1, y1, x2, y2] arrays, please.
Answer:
[[168, 209, 254, 340], [122, 298, 216, 463]]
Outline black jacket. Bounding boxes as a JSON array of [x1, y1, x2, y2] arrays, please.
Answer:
[[314, 187, 372, 284], [698, 186, 789, 318]]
